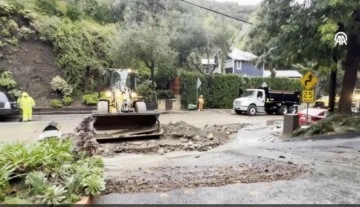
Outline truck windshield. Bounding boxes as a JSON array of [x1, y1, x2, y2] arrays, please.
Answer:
[[242, 90, 255, 97]]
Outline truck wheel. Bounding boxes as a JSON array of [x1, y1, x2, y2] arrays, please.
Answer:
[[247, 105, 257, 116], [288, 106, 297, 114], [97, 101, 109, 113], [235, 110, 242, 115], [134, 101, 147, 112], [278, 106, 288, 115]]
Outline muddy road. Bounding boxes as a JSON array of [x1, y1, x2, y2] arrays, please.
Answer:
[[96, 137, 360, 204]]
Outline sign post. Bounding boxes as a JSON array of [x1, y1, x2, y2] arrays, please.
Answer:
[[300, 72, 318, 124], [196, 78, 202, 104]]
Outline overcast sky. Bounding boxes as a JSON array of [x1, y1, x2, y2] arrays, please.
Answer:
[[212, 0, 263, 5]]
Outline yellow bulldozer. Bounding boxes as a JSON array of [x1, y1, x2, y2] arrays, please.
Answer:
[[92, 69, 163, 142]]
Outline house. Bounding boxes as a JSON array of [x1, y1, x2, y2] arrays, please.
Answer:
[[224, 48, 265, 76], [263, 70, 302, 79], [200, 48, 303, 79], [201, 58, 221, 74]]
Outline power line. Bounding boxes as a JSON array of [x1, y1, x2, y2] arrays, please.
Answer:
[[178, 0, 253, 25]]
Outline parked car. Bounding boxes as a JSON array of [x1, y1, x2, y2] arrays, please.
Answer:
[[297, 108, 328, 125], [0, 91, 20, 117]]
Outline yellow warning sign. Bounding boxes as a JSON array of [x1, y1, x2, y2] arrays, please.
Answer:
[[300, 71, 318, 90]]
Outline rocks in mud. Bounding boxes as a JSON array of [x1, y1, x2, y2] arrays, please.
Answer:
[[158, 148, 165, 155], [207, 133, 214, 140], [114, 146, 124, 153], [180, 138, 189, 143], [103, 122, 249, 156], [192, 135, 201, 141]]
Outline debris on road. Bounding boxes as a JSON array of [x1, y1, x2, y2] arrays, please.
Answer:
[[99, 121, 247, 156], [104, 159, 306, 194]]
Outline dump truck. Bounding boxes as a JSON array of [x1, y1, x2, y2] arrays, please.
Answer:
[[92, 69, 163, 142], [233, 83, 301, 116]]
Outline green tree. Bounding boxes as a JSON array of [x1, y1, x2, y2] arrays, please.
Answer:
[[247, 0, 360, 113], [112, 24, 177, 87]]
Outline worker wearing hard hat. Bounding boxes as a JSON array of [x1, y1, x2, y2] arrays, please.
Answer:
[[19, 92, 35, 122]]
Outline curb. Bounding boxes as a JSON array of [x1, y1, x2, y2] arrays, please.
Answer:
[[33, 108, 188, 115]]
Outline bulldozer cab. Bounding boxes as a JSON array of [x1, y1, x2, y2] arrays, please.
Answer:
[[109, 70, 136, 91]]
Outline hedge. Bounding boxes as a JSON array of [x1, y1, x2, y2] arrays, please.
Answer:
[[180, 72, 301, 109]]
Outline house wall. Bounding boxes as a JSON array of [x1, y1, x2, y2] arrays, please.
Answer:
[[233, 60, 263, 77]]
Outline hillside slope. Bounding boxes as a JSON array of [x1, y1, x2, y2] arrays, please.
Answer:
[[0, 40, 61, 107]]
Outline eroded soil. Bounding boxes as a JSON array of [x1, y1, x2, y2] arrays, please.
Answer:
[[99, 121, 248, 157], [104, 159, 306, 194]]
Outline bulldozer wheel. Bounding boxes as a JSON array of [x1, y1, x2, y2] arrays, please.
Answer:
[[134, 101, 147, 112], [97, 101, 109, 113]]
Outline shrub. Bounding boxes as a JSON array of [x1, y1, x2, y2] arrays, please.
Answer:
[[82, 93, 98, 105], [62, 96, 73, 105], [50, 76, 73, 97], [1, 29, 10, 37], [17, 26, 34, 39], [8, 89, 22, 99], [157, 90, 175, 99], [50, 99, 63, 108], [0, 138, 105, 204], [137, 81, 156, 102], [0, 71, 17, 89]]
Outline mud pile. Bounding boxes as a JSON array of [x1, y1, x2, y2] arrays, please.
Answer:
[[100, 121, 247, 156], [105, 159, 306, 194]]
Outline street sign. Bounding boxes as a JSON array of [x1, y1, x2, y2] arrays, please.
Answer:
[[302, 90, 315, 103], [300, 71, 318, 90], [196, 78, 202, 89]]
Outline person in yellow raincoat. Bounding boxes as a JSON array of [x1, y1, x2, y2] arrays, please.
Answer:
[[198, 95, 204, 111], [19, 92, 35, 122]]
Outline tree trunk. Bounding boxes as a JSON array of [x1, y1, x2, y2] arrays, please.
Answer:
[[150, 64, 155, 89], [328, 67, 337, 113], [338, 34, 360, 113]]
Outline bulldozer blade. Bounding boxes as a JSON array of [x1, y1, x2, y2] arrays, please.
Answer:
[[92, 112, 162, 141]]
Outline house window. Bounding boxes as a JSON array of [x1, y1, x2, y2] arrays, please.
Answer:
[[225, 68, 233, 74]]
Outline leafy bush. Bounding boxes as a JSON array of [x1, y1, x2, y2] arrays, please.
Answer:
[[34, 0, 63, 16], [8, 89, 22, 99], [62, 96, 73, 105], [137, 81, 156, 102], [37, 17, 116, 90], [50, 76, 73, 97], [0, 71, 17, 89], [82, 93, 98, 105], [0, 138, 105, 204], [49, 99, 62, 108], [292, 114, 360, 137], [157, 90, 175, 99], [180, 71, 301, 109]]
